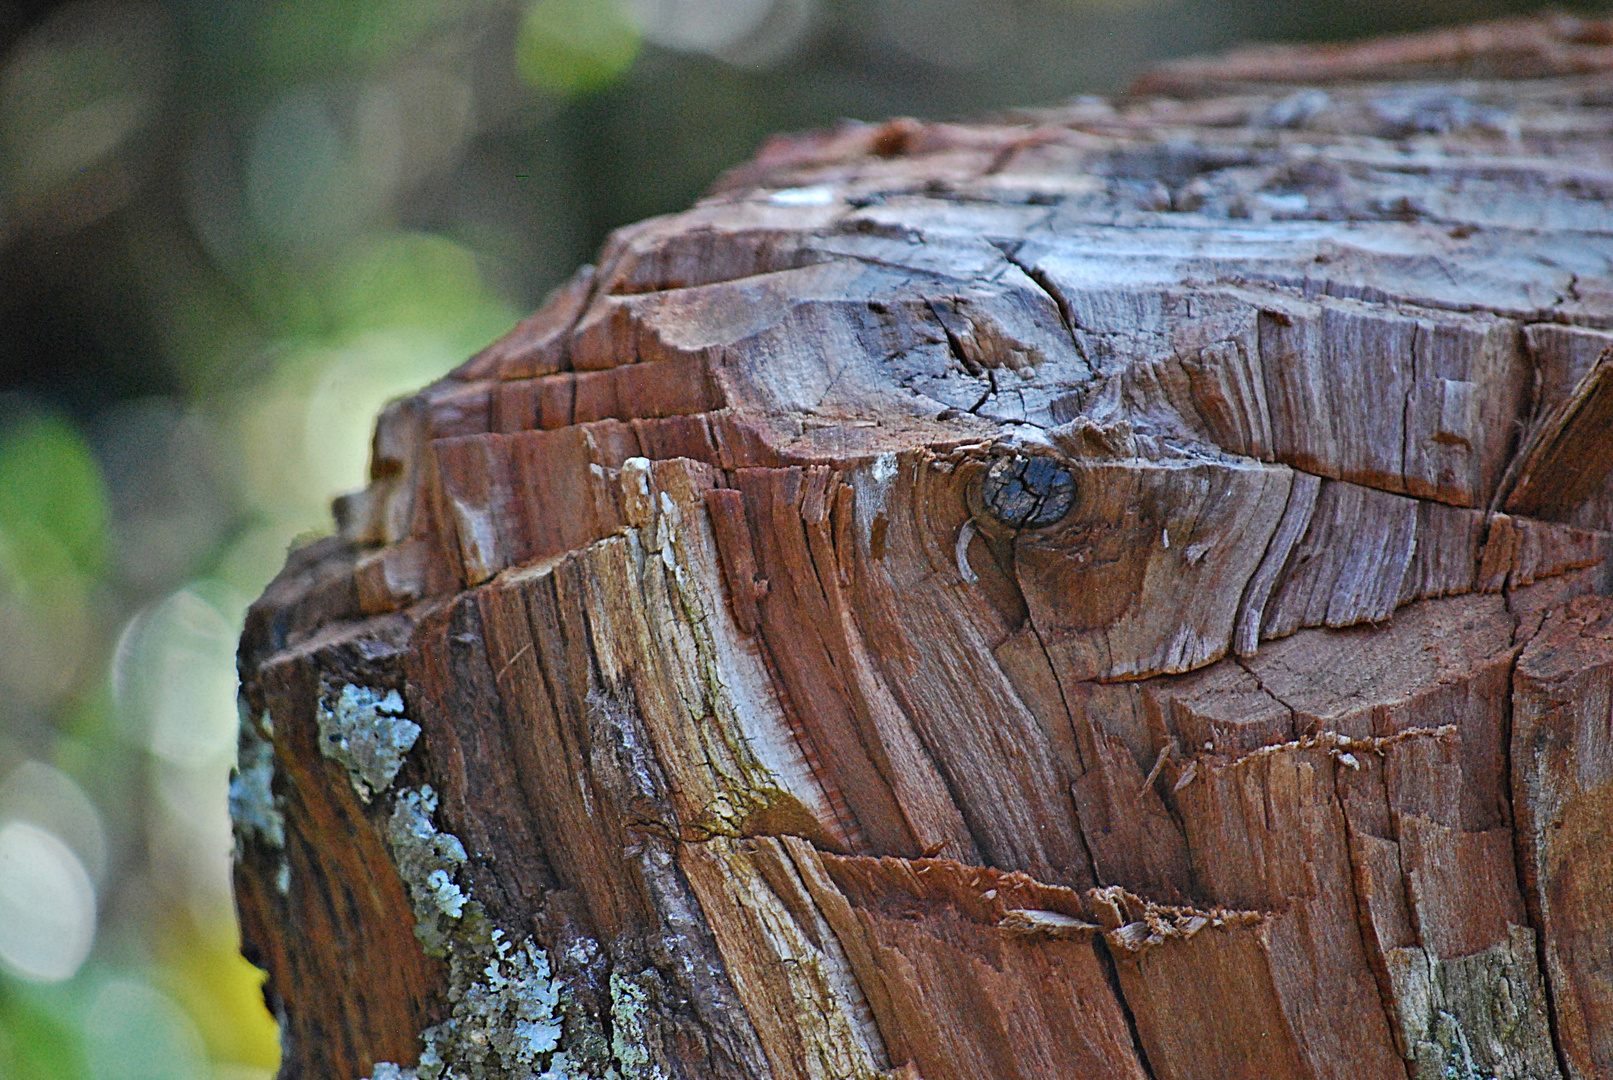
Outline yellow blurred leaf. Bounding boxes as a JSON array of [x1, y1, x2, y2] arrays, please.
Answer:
[[153, 918, 280, 1073]]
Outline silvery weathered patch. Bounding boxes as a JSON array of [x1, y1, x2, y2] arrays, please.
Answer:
[[316, 682, 420, 801]]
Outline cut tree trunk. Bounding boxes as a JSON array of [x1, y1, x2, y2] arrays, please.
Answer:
[[232, 16, 1613, 1080]]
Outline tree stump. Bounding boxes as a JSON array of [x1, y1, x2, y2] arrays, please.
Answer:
[[232, 16, 1613, 1080]]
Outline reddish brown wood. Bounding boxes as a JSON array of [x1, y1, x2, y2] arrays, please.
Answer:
[[236, 17, 1613, 1080]]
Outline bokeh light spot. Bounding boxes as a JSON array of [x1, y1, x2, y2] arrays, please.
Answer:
[[331, 232, 501, 339], [0, 761, 108, 885], [299, 331, 473, 500], [516, 0, 642, 95], [0, 1, 168, 227], [0, 821, 97, 983], [83, 979, 208, 1080], [246, 91, 367, 254], [625, 0, 815, 67], [114, 585, 244, 770]]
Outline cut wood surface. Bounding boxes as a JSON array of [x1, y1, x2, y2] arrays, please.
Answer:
[[233, 16, 1613, 1080]]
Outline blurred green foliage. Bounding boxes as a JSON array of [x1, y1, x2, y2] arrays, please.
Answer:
[[256, 0, 470, 78], [0, 0, 1597, 1076], [332, 233, 518, 344], [518, 0, 643, 94], [0, 416, 109, 575], [0, 418, 104, 718], [0, 984, 89, 1080]]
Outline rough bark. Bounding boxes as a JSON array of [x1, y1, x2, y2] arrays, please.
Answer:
[[232, 16, 1613, 1080]]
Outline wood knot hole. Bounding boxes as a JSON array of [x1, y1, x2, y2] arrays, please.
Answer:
[[981, 455, 1076, 528]]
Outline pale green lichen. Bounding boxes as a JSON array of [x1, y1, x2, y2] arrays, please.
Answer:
[[368, 782, 660, 1080], [370, 784, 568, 1080], [387, 786, 472, 958], [229, 704, 285, 850], [316, 682, 420, 801], [230, 702, 291, 892], [608, 972, 664, 1080], [413, 930, 567, 1080]]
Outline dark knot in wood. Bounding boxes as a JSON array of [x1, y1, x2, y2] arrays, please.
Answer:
[[980, 455, 1076, 529]]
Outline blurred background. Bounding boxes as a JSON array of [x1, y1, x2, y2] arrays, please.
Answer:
[[0, 0, 1598, 1076]]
